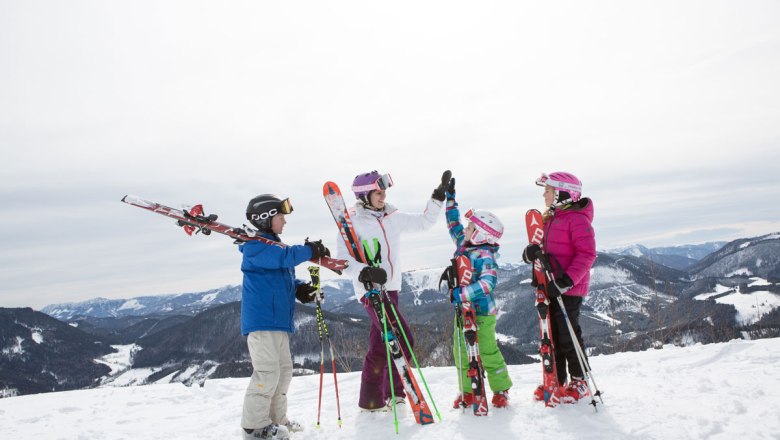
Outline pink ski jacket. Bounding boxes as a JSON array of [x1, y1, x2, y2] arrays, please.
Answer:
[[543, 198, 597, 297]]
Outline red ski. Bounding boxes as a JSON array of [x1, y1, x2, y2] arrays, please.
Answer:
[[121, 195, 348, 274], [453, 255, 489, 416], [525, 209, 561, 405], [322, 182, 435, 427], [322, 182, 368, 264]]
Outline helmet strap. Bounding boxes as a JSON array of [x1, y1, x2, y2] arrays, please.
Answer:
[[550, 190, 572, 209], [360, 191, 386, 212]]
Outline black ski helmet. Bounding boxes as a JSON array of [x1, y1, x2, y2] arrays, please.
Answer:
[[246, 194, 293, 232]]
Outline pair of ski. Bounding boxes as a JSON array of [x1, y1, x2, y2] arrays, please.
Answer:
[[439, 255, 490, 416], [525, 209, 603, 410], [120, 195, 348, 274], [323, 181, 439, 431]]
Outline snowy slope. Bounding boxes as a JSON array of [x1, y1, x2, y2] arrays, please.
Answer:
[[694, 278, 780, 324], [402, 267, 447, 304], [42, 285, 242, 320], [1, 338, 778, 439]]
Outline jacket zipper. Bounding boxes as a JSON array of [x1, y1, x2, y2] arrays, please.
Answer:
[[375, 216, 394, 280]]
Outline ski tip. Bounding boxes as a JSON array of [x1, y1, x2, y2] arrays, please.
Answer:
[[323, 181, 339, 195], [122, 195, 156, 209]]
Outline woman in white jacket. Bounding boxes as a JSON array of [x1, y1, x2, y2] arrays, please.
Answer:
[[338, 170, 448, 411]]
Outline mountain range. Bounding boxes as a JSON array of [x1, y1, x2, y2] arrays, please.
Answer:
[[2, 234, 779, 397]]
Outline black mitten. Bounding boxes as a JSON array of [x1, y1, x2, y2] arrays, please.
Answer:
[[295, 283, 317, 303], [358, 266, 388, 285], [304, 239, 331, 259], [546, 273, 574, 298], [523, 244, 542, 264], [431, 170, 453, 201]]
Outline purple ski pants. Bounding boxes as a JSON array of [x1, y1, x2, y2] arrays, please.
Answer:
[[358, 290, 415, 410]]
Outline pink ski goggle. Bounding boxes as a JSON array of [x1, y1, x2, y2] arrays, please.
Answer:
[[464, 208, 502, 243], [352, 173, 394, 194]]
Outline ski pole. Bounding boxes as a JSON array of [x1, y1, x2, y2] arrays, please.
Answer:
[[308, 266, 343, 428], [385, 297, 442, 422], [454, 303, 466, 412], [326, 326, 342, 428], [538, 256, 604, 410], [316, 308, 326, 427], [440, 259, 467, 412], [374, 287, 399, 434], [554, 295, 603, 410]]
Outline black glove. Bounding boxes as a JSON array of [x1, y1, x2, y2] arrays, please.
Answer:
[[295, 283, 317, 303], [523, 244, 542, 264], [446, 177, 456, 199], [546, 273, 574, 298], [358, 266, 387, 286], [305, 239, 331, 259], [431, 170, 453, 202]]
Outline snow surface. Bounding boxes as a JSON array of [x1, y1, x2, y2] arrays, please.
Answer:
[[712, 291, 780, 324], [693, 284, 731, 301], [95, 344, 140, 377], [694, 283, 780, 324], [117, 299, 144, 311], [748, 277, 771, 287], [403, 267, 447, 294], [2, 336, 24, 356], [31, 330, 43, 344], [590, 266, 633, 287], [1, 338, 779, 439], [726, 268, 752, 277]]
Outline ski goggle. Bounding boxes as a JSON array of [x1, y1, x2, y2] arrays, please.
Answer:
[[279, 197, 293, 214], [352, 173, 394, 194], [463, 218, 491, 245], [464, 208, 502, 242], [249, 198, 293, 221], [535, 173, 581, 193]]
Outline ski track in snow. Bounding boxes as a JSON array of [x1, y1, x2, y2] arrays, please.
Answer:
[[1, 339, 779, 439]]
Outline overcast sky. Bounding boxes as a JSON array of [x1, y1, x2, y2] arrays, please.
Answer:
[[2, 1, 779, 309]]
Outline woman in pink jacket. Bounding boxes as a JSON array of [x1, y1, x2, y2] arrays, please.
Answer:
[[523, 171, 596, 404]]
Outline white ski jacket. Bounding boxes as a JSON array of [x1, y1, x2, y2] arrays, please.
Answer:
[[337, 198, 443, 300]]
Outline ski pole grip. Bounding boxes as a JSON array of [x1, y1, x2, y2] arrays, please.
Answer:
[[307, 266, 321, 288]]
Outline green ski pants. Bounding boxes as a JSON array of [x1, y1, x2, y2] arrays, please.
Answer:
[[452, 314, 513, 394]]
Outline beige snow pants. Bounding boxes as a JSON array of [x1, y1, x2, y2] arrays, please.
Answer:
[[241, 331, 292, 430]]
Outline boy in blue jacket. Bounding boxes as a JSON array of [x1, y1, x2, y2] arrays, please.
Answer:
[[240, 194, 330, 440]]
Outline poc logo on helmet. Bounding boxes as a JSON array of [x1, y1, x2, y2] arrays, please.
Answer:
[[250, 209, 280, 221]]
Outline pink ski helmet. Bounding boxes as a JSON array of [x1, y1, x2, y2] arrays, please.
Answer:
[[536, 171, 582, 203], [351, 170, 394, 201], [464, 209, 504, 245]]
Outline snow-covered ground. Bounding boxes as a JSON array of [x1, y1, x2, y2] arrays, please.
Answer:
[[694, 279, 780, 324], [1, 338, 779, 439]]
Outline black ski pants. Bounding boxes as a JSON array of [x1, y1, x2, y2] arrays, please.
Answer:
[[550, 295, 588, 384]]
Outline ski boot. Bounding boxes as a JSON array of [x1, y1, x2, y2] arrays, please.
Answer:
[[492, 389, 510, 408], [452, 392, 473, 409], [243, 423, 289, 440], [564, 378, 589, 401]]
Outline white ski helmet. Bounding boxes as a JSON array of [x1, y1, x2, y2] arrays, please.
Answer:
[[465, 209, 504, 245]]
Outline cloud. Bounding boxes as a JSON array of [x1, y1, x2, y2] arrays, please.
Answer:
[[2, 1, 780, 308]]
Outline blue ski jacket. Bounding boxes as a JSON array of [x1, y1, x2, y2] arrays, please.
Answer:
[[239, 233, 312, 335]]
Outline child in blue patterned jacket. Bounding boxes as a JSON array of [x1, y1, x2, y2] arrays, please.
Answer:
[[444, 177, 513, 409]]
